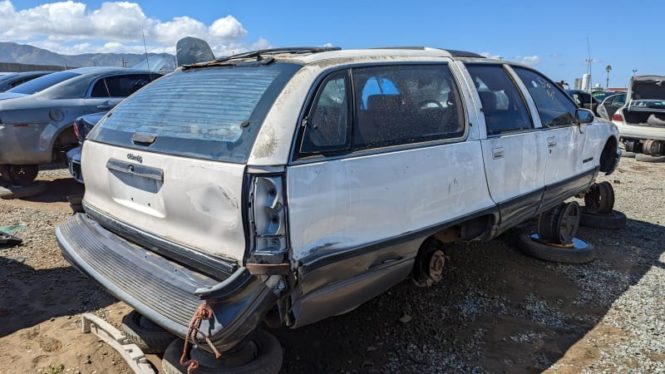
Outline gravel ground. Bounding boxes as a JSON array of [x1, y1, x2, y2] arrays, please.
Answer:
[[0, 158, 663, 373]]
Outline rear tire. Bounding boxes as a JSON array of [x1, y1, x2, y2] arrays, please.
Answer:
[[162, 330, 282, 374], [580, 210, 627, 230], [121, 310, 175, 354], [621, 151, 636, 158], [517, 232, 595, 264], [635, 153, 665, 163]]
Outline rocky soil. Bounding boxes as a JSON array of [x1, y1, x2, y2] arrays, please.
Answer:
[[0, 158, 663, 373]]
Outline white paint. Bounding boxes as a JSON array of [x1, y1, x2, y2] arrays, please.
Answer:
[[614, 117, 665, 141], [82, 141, 247, 261], [287, 142, 494, 261]]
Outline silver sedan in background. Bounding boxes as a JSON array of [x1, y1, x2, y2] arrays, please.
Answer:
[[0, 67, 160, 185]]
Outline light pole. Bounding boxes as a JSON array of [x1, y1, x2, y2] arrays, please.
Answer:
[[605, 65, 612, 88], [632, 68, 638, 76]]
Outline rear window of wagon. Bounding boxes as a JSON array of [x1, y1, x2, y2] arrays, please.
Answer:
[[88, 63, 301, 163]]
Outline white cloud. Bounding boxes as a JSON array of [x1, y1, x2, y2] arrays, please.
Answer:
[[0, 0, 267, 56], [209, 15, 247, 40], [514, 55, 541, 65]]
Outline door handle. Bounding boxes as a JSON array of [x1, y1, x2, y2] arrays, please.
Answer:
[[547, 136, 557, 147], [492, 146, 504, 159]]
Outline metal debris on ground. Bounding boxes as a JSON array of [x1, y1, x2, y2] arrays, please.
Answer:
[[0, 230, 22, 246], [80, 313, 156, 374]]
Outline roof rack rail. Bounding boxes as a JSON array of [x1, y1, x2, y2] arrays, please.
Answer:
[[369, 46, 485, 58], [215, 46, 341, 62], [370, 46, 427, 50], [443, 50, 485, 58]]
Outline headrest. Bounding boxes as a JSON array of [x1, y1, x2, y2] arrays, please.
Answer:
[[366, 94, 400, 112]]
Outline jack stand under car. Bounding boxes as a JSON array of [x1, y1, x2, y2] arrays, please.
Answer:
[[580, 181, 627, 230], [518, 201, 596, 264]]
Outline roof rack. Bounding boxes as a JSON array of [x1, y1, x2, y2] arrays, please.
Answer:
[[444, 50, 485, 58], [370, 46, 485, 58], [215, 46, 341, 63]]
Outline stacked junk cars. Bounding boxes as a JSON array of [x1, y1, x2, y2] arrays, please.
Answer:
[[2, 36, 659, 373]]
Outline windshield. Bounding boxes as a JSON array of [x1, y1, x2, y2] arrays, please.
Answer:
[[8, 71, 80, 94], [89, 63, 300, 163]]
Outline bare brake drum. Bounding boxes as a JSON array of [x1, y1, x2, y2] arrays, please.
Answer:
[[583, 181, 615, 215]]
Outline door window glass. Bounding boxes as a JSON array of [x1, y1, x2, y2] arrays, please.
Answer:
[[300, 72, 350, 153], [351, 64, 464, 150], [91, 74, 155, 98], [466, 65, 533, 135], [514, 68, 577, 127]]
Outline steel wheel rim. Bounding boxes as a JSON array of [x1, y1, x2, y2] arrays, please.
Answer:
[[558, 203, 580, 244]]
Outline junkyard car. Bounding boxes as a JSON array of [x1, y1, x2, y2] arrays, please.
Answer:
[[0, 71, 51, 92], [56, 47, 620, 372], [612, 75, 665, 155], [597, 92, 627, 121], [0, 67, 160, 185], [66, 112, 106, 183], [0, 69, 81, 102], [567, 89, 600, 115]]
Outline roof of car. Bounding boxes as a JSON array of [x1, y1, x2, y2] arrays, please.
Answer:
[[66, 66, 156, 75], [274, 47, 490, 65]]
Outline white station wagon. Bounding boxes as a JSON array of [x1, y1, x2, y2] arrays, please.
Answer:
[[56, 46, 620, 373]]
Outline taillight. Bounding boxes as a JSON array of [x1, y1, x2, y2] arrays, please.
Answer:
[[248, 172, 288, 256], [612, 113, 624, 122]]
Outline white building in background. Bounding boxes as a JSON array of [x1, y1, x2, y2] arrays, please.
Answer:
[[581, 73, 591, 91]]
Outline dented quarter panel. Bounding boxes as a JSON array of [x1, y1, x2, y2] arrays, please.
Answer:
[[82, 140, 247, 261]]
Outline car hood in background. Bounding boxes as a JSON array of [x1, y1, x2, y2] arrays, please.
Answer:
[[630, 75, 665, 101]]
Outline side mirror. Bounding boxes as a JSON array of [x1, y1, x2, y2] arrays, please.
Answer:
[[575, 108, 595, 124]]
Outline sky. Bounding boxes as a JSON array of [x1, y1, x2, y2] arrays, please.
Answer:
[[2, 0, 663, 87]]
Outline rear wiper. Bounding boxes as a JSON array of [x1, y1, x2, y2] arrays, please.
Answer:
[[183, 46, 340, 70]]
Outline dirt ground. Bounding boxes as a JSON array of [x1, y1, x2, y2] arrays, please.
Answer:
[[0, 157, 663, 373]]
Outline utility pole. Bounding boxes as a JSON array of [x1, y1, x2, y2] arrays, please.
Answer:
[[605, 65, 612, 88]]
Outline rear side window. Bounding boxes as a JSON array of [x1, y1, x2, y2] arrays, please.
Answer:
[[89, 63, 300, 163], [466, 65, 532, 135], [352, 64, 464, 150], [514, 67, 577, 127], [91, 74, 157, 98], [8, 71, 79, 94], [300, 72, 350, 153]]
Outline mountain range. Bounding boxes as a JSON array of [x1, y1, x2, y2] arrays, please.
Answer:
[[0, 42, 174, 69]]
